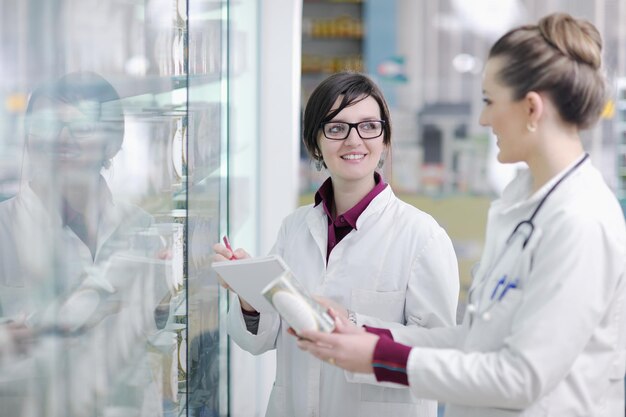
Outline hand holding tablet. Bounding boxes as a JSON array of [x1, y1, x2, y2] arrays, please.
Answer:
[[211, 254, 291, 313], [211, 254, 334, 334]]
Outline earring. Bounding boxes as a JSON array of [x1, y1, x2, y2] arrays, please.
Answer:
[[315, 159, 324, 171], [377, 157, 385, 169], [526, 123, 537, 133]]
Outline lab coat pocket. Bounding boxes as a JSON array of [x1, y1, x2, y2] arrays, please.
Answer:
[[351, 289, 405, 323], [359, 384, 420, 404], [466, 289, 523, 351], [265, 384, 286, 417], [357, 392, 432, 417]]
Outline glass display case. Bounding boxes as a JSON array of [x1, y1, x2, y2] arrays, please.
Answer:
[[0, 1, 256, 416]]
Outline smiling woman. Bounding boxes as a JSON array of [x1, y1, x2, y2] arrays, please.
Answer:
[[296, 14, 626, 417], [316, 95, 386, 200], [0, 71, 156, 416], [24, 72, 125, 176], [212, 71, 460, 417]]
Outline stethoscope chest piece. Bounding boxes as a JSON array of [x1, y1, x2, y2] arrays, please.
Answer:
[[467, 303, 492, 321]]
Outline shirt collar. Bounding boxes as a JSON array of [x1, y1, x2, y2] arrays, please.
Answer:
[[314, 172, 387, 229]]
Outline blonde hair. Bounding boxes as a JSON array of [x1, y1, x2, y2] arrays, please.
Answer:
[[488, 12, 606, 130]]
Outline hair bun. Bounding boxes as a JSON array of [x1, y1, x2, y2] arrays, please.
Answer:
[[538, 13, 602, 69]]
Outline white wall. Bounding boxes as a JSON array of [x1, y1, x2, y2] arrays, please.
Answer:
[[258, 1, 302, 255]]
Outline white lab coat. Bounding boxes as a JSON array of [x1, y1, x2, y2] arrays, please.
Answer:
[[228, 186, 460, 417], [0, 182, 152, 317], [0, 182, 164, 417], [387, 158, 626, 416]]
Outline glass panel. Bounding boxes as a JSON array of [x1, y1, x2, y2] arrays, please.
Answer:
[[0, 1, 229, 416], [186, 1, 229, 417]]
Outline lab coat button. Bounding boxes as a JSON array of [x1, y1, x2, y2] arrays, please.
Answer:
[[482, 311, 492, 321], [467, 304, 476, 314]]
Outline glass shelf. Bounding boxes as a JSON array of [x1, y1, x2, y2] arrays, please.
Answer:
[[104, 74, 222, 98]]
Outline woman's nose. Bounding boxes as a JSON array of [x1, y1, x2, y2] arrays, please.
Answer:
[[343, 127, 362, 145], [478, 110, 489, 127], [57, 125, 73, 142]]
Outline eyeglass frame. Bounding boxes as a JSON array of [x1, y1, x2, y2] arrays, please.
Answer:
[[27, 119, 98, 140], [319, 120, 386, 140], [25, 117, 123, 142]]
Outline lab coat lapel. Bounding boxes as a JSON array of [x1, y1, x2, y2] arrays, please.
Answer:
[[12, 185, 64, 285], [94, 200, 123, 262], [354, 185, 391, 230], [306, 204, 328, 262]]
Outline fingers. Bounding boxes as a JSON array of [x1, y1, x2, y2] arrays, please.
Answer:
[[297, 336, 336, 363], [232, 248, 250, 259], [333, 314, 352, 332], [327, 307, 353, 331], [212, 243, 233, 260], [212, 243, 250, 261], [211, 243, 252, 292], [286, 327, 309, 341], [298, 329, 336, 347]]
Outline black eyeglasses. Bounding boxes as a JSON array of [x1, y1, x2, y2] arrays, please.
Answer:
[[320, 120, 385, 140]]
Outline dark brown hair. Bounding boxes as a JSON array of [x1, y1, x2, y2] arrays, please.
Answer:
[[488, 12, 606, 130], [302, 71, 391, 162]]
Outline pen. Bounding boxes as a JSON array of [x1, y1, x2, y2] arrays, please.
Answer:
[[222, 236, 237, 260], [490, 275, 507, 300], [498, 279, 518, 301]]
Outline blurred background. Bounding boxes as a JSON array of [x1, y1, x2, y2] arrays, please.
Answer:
[[0, 1, 624, 416]]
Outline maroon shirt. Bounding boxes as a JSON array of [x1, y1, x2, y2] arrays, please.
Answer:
[[241, 173, 387, 318], [314, 172, 387, 261]]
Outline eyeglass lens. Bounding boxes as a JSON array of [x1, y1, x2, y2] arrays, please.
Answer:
[[28, 119, 96, 140]]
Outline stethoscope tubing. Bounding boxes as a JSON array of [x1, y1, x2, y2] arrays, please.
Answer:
[[467, 154, 590, 324]]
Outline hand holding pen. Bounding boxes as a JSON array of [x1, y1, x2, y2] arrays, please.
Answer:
[[212, 235, 248, 262], [222, 236, 237, 260], [211, 236, 256, 312], [211, 237, 239, 291]]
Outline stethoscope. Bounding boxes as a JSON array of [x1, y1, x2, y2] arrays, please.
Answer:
[[466, 153, 589, 325]]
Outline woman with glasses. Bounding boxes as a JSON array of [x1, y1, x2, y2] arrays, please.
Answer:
[[213, 71, 460, 417], [297, 13, 626, 417], [0, 72, 157, 416]]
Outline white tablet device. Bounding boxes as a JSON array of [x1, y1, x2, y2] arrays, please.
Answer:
[[211, 255, 290, 313]]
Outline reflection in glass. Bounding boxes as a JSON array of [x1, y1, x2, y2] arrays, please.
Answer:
[[0, 72, 186, 417]]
